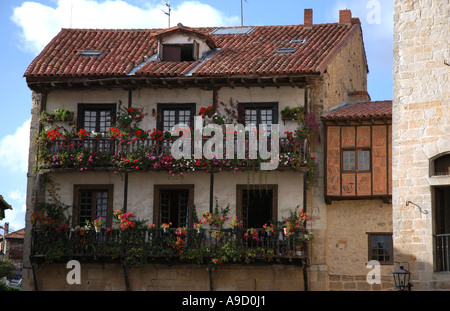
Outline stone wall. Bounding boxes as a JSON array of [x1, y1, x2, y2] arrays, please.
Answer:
[[393, 0, 449, 290], [326, 200, 394, 291], [307, 22, 376, 291], [29, 263, 305, 291]]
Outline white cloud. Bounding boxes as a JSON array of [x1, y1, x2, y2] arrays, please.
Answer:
[[0, 119, 30, 173], [11, 0, 239, 55]]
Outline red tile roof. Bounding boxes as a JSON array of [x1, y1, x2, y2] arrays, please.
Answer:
[[2, 228, 25, 240], [321, 101, 392, 120], [24, 20, 363, 81]]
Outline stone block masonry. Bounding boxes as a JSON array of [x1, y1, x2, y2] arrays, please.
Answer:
[[393, 0, 449, 290]]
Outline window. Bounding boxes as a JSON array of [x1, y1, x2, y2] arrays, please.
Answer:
[[343, 149, 370, 171], [432, 154, 450, 176], [434, 186, 450, 271], [162, 43, 198, 61], [368, 233, 393, 264], [154, 185, 194, 228], [73, 185, 113, 228], [157, 103, 195, 132], [78, 104, 116, 133], [239, 102, 278, 136], [237, 185, 278, 228]]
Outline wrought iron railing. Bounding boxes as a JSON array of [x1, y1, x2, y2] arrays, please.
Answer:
[[46, 137, 305, 158], [31, 228, 308, 266], [435, 234, 450, 271]]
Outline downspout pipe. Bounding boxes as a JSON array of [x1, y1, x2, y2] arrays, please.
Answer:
[[303, 171, 309, 292]]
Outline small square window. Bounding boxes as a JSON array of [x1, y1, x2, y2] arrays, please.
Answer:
[[368, 233, 393, 264], [342, 149, 370, 171]]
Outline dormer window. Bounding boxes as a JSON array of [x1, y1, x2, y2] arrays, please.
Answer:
[[162, 43, 198, 61], [155, 23, 216, 62]]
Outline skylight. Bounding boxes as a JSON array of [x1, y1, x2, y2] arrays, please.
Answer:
[[289, 39, 306, 44], [80, 50, 103, 57], [210, 27, 254, 35], [275, 48, 297, 54]]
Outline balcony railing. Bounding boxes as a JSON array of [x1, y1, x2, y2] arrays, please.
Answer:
[[47, 137, 305, 157], [436, 234, 450, 271], [31, 228, 308, 267], [41, 136, 309, 172]]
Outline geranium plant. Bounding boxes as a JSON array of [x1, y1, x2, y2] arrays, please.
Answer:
[[263, 223, 275, 234]]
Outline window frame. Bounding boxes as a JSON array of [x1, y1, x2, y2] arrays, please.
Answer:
[[162, 43, 198, 61], [367, 232, 393, 265], [236, 184, 278, 228], [341, 148, 372, 172], [156, 103, 196, 132], [72, 184, 114, 228], [238, 102, 279, 130], [153, 185, 195, 228], [77, 103, 116, 133]]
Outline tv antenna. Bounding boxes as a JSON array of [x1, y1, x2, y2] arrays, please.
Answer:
[[240, 0, 248, 26], [161, 0, 171, 28]]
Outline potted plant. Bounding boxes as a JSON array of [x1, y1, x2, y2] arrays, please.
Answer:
[[228, 216, 242, 231], [194, 222, 203, 234], [76, 128, 89, 141], [107, 127, 121, 140], [93, 217, 103, 233], [61, 131, 75, 142], [280, 106, 304, 121], [161, 222, 172, 233], [92, 131, 103, 141], [263, 223, 275, 236]]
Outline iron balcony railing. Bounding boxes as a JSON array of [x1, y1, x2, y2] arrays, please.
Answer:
[[46, 136, 307, 159], [435, 233, 450, 272], [31, 227, 308, 266]]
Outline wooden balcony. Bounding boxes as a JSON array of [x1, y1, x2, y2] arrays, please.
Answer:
[[30, 227, 308, 267]]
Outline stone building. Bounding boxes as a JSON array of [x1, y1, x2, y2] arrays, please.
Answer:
[[393, 0, 449, 290], [20, 8, 394, 291], [0, 223, 25, 279]]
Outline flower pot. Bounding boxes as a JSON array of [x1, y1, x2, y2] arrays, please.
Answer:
[[94, 226, 101, 233], [295, 245, 303, 257], [163, 228, 168, 234], [197, 227, 202, 234]]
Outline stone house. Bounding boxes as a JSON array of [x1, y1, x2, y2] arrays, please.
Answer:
[[393, 0, 449, 290], [0, 223, 25, 279], [21, 8, 394, 291]]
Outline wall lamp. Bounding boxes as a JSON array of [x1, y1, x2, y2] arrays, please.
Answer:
[[406, 200, 428, 214], [393, 262, 412, 291]]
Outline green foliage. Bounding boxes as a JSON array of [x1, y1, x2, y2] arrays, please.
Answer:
[[0, 260, 16, 279]]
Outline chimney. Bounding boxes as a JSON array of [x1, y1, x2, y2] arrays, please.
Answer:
[[304, 9, 313, 27], [339, 9, 352, 24], [348, 91, 371, 103], [4, 222, 8, 236]]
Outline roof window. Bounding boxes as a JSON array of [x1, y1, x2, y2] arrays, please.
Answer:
[[210, 27, 254, 35], [275, 48, 297, 54], [80, 50, 103, 57], [289, 39, 306, 44]]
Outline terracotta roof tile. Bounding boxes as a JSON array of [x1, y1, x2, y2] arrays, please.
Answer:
[[24, 21, 362, 80], [321, 101, 392, 120], [3, 228, 25, 240]]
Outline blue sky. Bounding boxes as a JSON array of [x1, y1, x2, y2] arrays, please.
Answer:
[[0, 0, 393, 232]]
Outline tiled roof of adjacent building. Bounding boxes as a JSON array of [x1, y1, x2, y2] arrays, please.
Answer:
[[24, 19, 363, 81], [321, 100, 392, 120], [2, 228, 25, 240]]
